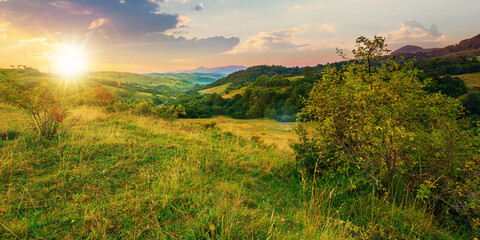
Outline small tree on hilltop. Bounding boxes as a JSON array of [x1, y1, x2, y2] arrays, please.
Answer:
[[352, 35, 391, 75]]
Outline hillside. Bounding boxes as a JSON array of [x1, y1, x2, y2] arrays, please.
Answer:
[[206, 33, 480, 95], [199, 65, 305, 91], [86, 71, 184, 87], [4, 68, 201, 103], [0, 104, 466, 239], [391, 45, 439, 55], [146, 72, 225, 85], [171, 65, 246, 75]]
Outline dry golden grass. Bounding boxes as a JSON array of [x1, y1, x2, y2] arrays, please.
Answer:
[[198, 83, 231, 95], [181, 116, 298, 153], [222, 86, 248, 99], [287, 76, 304, 81], [455, 72, 480, 87], [69, 106, 110, 123], [0, 103, 27, 133]]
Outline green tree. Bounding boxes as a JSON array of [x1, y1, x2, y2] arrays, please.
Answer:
[[351, 35, 390, 75], [296, 36, 479, 231]]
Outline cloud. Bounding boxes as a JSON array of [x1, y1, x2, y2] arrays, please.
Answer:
[[89, 18, 106, 30], [144, 33, 239, 53], [0, 0, 178, 40], [383, 20, 445, 43], [292, 4, 325, 10], [318, 23, 335, 32], [194, 2, 203, 11], [177, 16, 192, 28], [227, 25, 309, 54], [0, 0, 239, 71]]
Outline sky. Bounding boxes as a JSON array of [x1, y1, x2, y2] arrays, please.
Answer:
[[0, 0, 479, 73]]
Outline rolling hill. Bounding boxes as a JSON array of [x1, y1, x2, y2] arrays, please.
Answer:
[[145, 72, 225, 85], [199, 65, 305, 91], [391, 45, 439, 55], [392, 33, 480, 59], [3, 68, 203, 103], [171, 65, 246, 75]]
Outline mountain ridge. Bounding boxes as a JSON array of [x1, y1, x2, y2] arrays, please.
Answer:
[[391, 45, 440, 55], [392, 33, 480, 59], [169, 65, 246, 75]]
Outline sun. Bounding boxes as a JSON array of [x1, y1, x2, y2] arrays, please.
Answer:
[[53, 45, 88, 78]]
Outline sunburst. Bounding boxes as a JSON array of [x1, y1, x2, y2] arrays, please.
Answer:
[[52, 44, 88, 79]]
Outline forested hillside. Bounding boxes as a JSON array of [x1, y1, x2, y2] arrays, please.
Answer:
[[172, 69, 318, 121], [171, 54, 480, 122]]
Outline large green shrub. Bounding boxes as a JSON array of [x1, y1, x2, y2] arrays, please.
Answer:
[[296, 36, 480, 232]]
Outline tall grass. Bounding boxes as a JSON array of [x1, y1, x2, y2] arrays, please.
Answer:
[[0, 106, 468, 239]]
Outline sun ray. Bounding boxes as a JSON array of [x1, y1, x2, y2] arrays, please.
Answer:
[[53, 44, 88, 79]]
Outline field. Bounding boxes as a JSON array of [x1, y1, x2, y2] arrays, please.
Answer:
[[198, 83, 231, 95], [455, 72, 480, 87], [6, 70, 208, 103], [222, 86, 248, 99], [0, 103, 467, 239], [199, 76, 304, 99], [86, 72, 186, 87], [181, 117, 297, 153], [286, 76, 304, 81], [148, 73, 225, 85]]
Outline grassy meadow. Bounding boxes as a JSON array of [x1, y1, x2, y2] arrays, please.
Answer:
[[456, 72, 480, 87], [4, 70, 216, 105], [198, 83, 232, 95], [0, 103, 469, 239], [456, 72, 480, 95]]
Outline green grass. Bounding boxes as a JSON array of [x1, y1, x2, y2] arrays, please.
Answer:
[[0, 105, 469, 239], [200, 75, 304, 99], [455, 72, 480, 87], [87, 71, 188, 88], [148, 73, 225, 85], [287, 76, 304, 81], [198, 83, 231, 95], [182, 117, 298, 153], [222, 86, 248, 99], [4, 69, 198, 103]]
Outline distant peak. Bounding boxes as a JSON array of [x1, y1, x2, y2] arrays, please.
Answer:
[[391, 45, 427, 55], [170, 65, 247, 75]]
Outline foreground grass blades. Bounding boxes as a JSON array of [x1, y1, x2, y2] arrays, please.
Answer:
[[0, 106, 468, 239]]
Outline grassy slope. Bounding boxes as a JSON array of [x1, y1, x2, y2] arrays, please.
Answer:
[[198, 83, 231, 95], [87, 72, 188, 88], [221, 86, 247, 99], [8, 70, 200, 103], [287, 76, 304, 81], [455, 72, 480, 98], [182, 117, 298, 153], [456, 72, 480, 87], [201, 76, 304, 99], [148, 73, 225, 85], [0, 105, 464, 239]]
